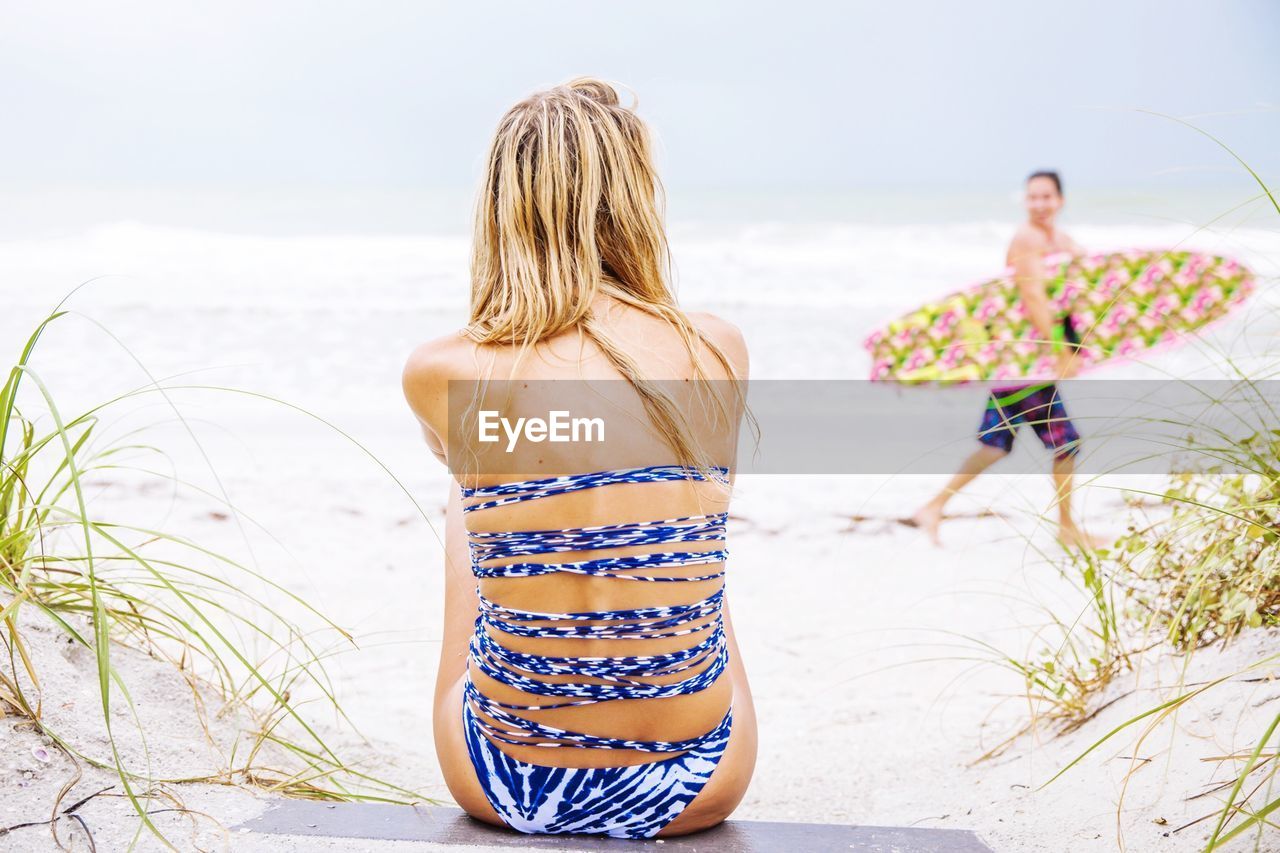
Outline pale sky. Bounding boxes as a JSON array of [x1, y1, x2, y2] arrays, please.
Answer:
[[2, 1, 1276, 197]]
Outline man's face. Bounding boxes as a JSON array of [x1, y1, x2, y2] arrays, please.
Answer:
[[1024, 176, 1063, 226]]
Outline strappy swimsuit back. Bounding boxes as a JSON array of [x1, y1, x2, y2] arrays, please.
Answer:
[[459, 464, 734, 839]]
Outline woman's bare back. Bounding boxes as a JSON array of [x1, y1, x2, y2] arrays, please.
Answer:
[[403, 296, 758, 836]]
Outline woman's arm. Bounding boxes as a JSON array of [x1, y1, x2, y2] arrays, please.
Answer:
[[402, 335, 482, 699], [435, 481, 479, 702]]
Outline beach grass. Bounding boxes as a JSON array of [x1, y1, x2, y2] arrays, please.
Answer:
[[1, 293, 437, 849], [1036, 432, 1280, 849]]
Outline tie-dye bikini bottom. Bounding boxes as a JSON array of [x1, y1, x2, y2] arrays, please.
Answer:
[[461, 697, 734, 839]]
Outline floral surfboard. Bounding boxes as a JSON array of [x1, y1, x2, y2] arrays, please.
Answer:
[[864, 249, 1255, 383]]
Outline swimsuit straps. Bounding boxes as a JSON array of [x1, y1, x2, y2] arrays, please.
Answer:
[[461, 464, 731, 753]]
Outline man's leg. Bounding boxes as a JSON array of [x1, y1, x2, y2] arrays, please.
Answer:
[[910, 443, 1009, 545], [1051, 450, 1078, 528], [909, 391, 1018, 545], [1050, 452, 1107, 549], [1027, 385, 1106, 549]]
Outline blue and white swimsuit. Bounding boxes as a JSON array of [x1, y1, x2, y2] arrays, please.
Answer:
[[458, 464, 734, 839]]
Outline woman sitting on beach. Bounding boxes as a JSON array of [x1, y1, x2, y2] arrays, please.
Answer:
[[400, 78, 757, 839]]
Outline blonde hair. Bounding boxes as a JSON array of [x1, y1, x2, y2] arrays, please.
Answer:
[[465, 77, 746, 470]]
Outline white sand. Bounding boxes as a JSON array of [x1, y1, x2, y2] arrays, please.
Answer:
[[4, 468, 1277, 852]]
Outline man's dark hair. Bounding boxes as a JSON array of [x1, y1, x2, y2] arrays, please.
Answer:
[[1027, 170, 1063, 196]]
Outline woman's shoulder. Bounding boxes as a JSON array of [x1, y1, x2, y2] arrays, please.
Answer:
[[684, 311, 749, 379], [685, 310, 743, 342], [402, 329, 478, 379], [401, 330, 477, 421]]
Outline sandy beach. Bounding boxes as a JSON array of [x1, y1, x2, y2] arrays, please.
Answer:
[[2, 217, 1278, 851], [4, 466, 1278, 851]]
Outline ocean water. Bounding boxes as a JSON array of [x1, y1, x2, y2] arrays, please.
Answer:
[[2, 193, 1276, 399]]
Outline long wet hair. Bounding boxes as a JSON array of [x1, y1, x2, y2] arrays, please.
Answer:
[[465, 77, 746, 471]]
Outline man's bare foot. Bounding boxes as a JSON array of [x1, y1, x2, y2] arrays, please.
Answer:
[[1057, 522, 1107, 551], [906, 504, 944, 546]]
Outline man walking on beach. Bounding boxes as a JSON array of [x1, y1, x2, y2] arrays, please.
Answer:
[[908, 171, 1103, 550]]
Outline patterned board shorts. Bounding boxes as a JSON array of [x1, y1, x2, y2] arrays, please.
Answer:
[[978, 383, 1081, 461]]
